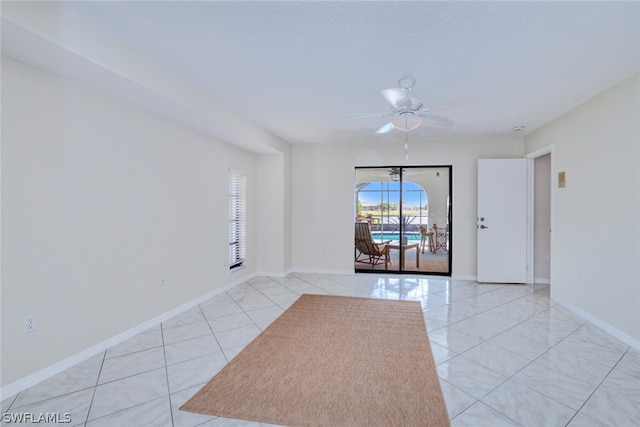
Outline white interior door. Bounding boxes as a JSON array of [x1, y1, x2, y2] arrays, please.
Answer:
[[477, 159, 528, 283]]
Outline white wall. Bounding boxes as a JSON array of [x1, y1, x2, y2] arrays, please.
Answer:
[[291, 136, 524, 277], [525, 72, 640, 343], [1, 57, 260, 386], [403, 168, 450, 229], [256, 152, 293, 275]]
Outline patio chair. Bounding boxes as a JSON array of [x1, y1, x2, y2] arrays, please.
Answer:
[[419, 225, 435, 254], [354, 222, 391, 269], [432, 224, 449, 253]]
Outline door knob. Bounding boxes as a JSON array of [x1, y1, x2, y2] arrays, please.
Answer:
[[480, 224, 489, 229]]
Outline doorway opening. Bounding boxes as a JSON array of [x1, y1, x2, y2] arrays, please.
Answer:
[[354, 166, 452, 275], [525, 145, 553, 285]]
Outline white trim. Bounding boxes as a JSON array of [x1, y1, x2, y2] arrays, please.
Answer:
[[292, 267, 355, 275], [452, 274, 477, 281], [524, 145, 553, 159], [554, 297, 640, 350], [254, 268, 294, 278], [0, 274, 256, 398], [525, 158, 535, 284], [534, 277, 551, 285]]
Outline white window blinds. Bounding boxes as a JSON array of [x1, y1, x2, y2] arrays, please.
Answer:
[[228, 169, 246, 269]]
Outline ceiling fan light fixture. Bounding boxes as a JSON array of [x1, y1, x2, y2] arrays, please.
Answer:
[[391, 113, 423, 132], [397, 77, 416, 91]]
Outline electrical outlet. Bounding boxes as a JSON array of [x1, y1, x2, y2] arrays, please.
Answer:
[[23, 315, 37, 333]]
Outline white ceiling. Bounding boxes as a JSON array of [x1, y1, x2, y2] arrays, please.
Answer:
[[2, 1, 639, 153]]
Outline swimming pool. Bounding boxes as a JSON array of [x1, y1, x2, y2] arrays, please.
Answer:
[[371, 233, 421, 241]]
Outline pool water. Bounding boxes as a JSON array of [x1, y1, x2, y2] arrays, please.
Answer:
[[371, 233, 421, 241]]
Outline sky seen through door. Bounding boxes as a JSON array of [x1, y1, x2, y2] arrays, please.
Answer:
[[358, 182, 427, 209]]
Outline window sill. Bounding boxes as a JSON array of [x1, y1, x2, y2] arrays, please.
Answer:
[[230, 264, 245, 273]]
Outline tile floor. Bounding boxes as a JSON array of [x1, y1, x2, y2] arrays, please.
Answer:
[[2, 273, 638, 426]]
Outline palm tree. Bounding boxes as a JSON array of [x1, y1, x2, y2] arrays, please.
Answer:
[[390, 214, 417, 232]]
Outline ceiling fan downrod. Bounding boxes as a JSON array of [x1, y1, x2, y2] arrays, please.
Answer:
[[404, 116, 409, 161]]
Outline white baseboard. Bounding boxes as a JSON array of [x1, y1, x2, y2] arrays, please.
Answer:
[[554, 297, 640, 350], [452, 275, 550, 285], [254, 268, 293, 278], [1, 274, 256, 399], [291, 267, 355, 275], [451, 275, 477, 281]]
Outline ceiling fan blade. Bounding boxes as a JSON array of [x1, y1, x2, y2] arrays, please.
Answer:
[[342, 112, 393, 118], [375, 122, 395, 134], [423, 96, 481, 112], [381, 88, 411, 110], [421, 114, 454, 128]]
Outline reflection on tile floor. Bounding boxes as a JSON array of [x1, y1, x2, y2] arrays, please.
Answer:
[[2, 273, 638, 426]]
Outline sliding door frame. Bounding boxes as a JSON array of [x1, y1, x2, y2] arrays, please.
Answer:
[[354, 165, 452, 276]]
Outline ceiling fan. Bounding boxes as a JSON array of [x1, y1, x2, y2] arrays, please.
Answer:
[[349, 77, 480, 134]]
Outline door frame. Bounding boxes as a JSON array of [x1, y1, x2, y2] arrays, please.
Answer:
[[525, 144, 554, 285], [354, 165, 453, 276]]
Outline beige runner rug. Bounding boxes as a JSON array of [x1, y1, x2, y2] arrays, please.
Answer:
[[180, 294, 450, 426]]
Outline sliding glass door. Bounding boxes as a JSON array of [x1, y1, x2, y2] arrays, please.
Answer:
[[354, 166, 451, 275]]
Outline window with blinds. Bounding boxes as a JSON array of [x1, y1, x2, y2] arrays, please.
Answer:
[[228, 169, 246, 269]]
